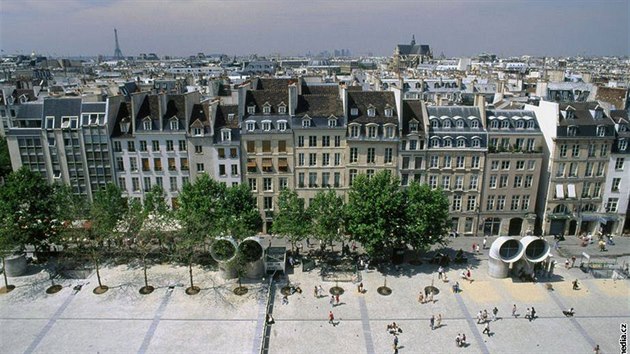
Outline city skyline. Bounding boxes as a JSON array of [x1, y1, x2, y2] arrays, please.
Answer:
[[1, 0, 628, 58]]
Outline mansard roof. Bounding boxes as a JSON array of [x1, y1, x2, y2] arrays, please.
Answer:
[[295, 94, 343, 118], [347, 91, 397, 124]]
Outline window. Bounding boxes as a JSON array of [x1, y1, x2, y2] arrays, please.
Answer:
[[526, 139, 535, 151], [501, 161, 510, 170], [516, 160, 525, 170], [618, 139, 627, 151], [309, 172, 317, 188], [606, 198, 619, 212], [593, 182, 602, 198], [143, 120, 152, 131], [262, 121, 271, 131], [132, 177, 140, 192], [511, 196, 520, 210], [367, 148, 375, 163], [247, 106, 255, 114], [367, 108, 375, 117], [322, 172, 330, 187], [582, 182, 591, 198], [350, 148, 358, 163], [452, 195, 462, 211], [116, 157, 124, 171], [472, 139, 481, 148], [444, 139, 452, 148], [195, 145, 202, 154], [410, 122, 418, 133], [456, 120, 464, 128], [309, 136, 317, 147], [497, 195, 506, 210], [278, 158, 288, 172], [142, 158, 150, 171], [385, 126, 395, 138], [279, 177, 288, 190], [443, 120, 451, 129], [302, 119, 311, 128], [490, 120, 498, 129], [430, 138, 440, 148], [499, 175, 508, 188], [471, 156, 480, 169], [278, 140, 286, 152], [442, 176, 450, 190], [559, 144, 567, 157], [466, 196, 476, 211], [322, 153, 330, 166], [568, 126, 577, 136], [489, 175, 497, 189], [471, 120, 479, 129], [571, 144, 579, 157], [414, 157, 422, 169], [384, 148, 393, 164], [170, 177, 178, 192], [556, 162, 565, 177], [457, 139, 465, 148], [456, 156, 465, 168], [588, 144, 596, 157], [298, 136, 305, 147], [334, 153, 341, 166], [521, 196, 530, 210], [611, 178, 621, 192], [150, 140, 158, 151], [262, 158, 273, 172], [596, 126, 606, 137], [328, 118, 337, 128], [351, 108, 358, 116], [221, 130, 231, 141], [568, 162, 577, 177], [248, 178, 257, 191], [501, 120, 509, 129], [600, 144, 608, 157], [615, 158, 625, 170], [515, 120, 524, 129], [262, 141, 271, 153], [278, 105, 286, 114], [443, 156, 451, 168], [513, 175, 523, 188], [410, 140, 417, 150], [384, 108, 393, 117], [454, 175, 463, 189], [322, 136, 330, 147], [114, 141, 122, 152], [597, 162, 605, 176], [298, 153, 305, 166], [263, 178, 272, 191], [527, 160, 535, 170], [166, 140, 174, 151], [180, 158, 188, 171], [128, 141, 136, 152], [491, 161, 499, 171], [585, 162, 593, 177], [469, 175, 478, 190], [179, 140, 187, 151], [428, 175, 437, 189], [246, 121, 255, 132], [196, 163, 204, 172], [367, 126, 377, 138], [219, 165, 226, 176], [230, 148, 237, 158], [118, 177, 126, 190], [168, 158, 176, 171], [170, 119, 179, 130], [246, 141, 255, 153], [431, 120, 440, 129], [140, 140, 148, 151], [129, 157, 138, 171], [334, 136, 341, 147], [263, 106, 271, 115], [309, 153, 317, 166], [264, 197, 273, 211], [278, 121, 287, 131], [486, 196, 495, 210], [334, 172, 341, 187], [524, 175, 533, 188], [430, 156, 439, 168], [402, 157, 410, 169]]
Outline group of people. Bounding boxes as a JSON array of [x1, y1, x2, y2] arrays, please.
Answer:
[[460, 267, 474, 283], [387, 322, 403, 334], [455, 333, 467, 347], [476, 307, 499, 324], [417, 291, 434, 304], [429, 314, 442, 330]]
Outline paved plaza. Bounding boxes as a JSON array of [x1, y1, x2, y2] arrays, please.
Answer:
[[0, 236, 628, 354]]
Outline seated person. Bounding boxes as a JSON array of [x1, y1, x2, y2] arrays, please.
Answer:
[[572, 279, 580, 290], [562, 308, 575, 317]]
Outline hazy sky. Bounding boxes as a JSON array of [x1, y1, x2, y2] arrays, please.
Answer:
[[1, 0, 628, 58]]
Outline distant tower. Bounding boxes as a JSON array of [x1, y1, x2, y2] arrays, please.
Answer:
[[113, 28, 124, 60], [411, 34, 416, 46]]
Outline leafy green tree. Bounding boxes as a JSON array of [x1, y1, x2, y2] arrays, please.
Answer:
[[403, 181, 450, 251], [271, 189, 310, 250], [308, 189, 345, 250], [88, 183, 127, 292], [0, 136, 12, 179], [0, 215, 16, 292], [222, 183, 262, 240], [0, 168, 60, 253], [345, 170, 406, 257]]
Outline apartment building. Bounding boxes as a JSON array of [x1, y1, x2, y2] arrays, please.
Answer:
[[424, 102, 487, 236], [345, 90, 399, 187], [292, 83, 345, 204], [602, 110, 629, 234], [480, 109, 544, 236], [208, 103, 241, 187], [399, 100, 426, 185]]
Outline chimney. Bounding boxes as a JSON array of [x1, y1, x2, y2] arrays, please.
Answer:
[[475, 94, 486, 122], [435, 93, 442, 106], [288, 83, 298, 116]]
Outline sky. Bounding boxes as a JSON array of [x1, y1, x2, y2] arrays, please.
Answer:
[[0, 0, 628, 58]]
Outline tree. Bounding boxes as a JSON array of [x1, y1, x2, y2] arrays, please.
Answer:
[[176, 174, 225, 293], [0, 168, 60, 254], [88, 183, 127, 293], [308, 190, 345, 250], [222, 183, 262, 240], [345, 170, 406, 257], [271, 189, 310, 251], [403, 182, 450, 252], [0, 136, 12, 180], [0, 215, 16, 293]]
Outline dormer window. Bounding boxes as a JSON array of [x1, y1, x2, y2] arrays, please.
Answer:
[[431, 119, 439, 129], [143, 118, 152, 131], [501, 120, 509, 129], [410, 121, 418, 133], [594, 109, 603, 119], [567, 126, 578, 136], [444, 138, 452, 147], [247, 106, 255, 114], [350, 124, 360, 137], [61, 117, 71, 129], [471, 120, 479, 129], [367, 125, 377, 138], [246, 121, 255, 132], [443, 120, 451, 128], [302, 118, 311, 128], [490, 120, 498, 129], [527, 120, 535, 129], [618, 139, 627, 151], [566, 110, 575, 119], [120, 118, 130, 133], [456, 120, 464, 128], [384, 108, 393, 117], [430, 138, 440, 147], [193, 127, 203, 136], [46, 116, 54, 130], [262, 103, 271, 115], [367, 107, 376, 117], [278, 104, 286, 114], [170, 118, 179, 130], [351, 108, 358, 116], [457, 138, 466, 148], [221, 129, 231, 142], [328, 118, 337, 128], [278, 120, 287, 131], [596, 125, 606, 137], [472, 138, 481, 148], [515, 120, 524, 129], [262, 120, 271, 131]]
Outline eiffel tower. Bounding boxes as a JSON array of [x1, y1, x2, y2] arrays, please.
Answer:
[[113, 28, 124, 60]]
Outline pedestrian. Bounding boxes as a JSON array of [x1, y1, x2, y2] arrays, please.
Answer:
[[512, 304, 517, 317], [565, 258, 570, 269], [436, 313, 442, 328], [314, 286, 318, 298], [482, 309, 488, 322], [571, 256, 577, 268], [335, 294, 340, 305], [475, 244, 481, 254], [306, 238, 310, 248], [393, 334, 399, 349], [525, 307, 531, 321], [472, 243, 477, 253], [438, 266, 444, 280], [573, 279, 580, 290], [318, 285, 324, 297], [482, 322, 490, 336], [492, 307, 498, 321], [330, 295, 335, 307], [282, 295, 289, 305], [461, 333, 466, 346], [456, 334, 461, 347], [554, 239, 560, 250], [477, 310, 483, 324], [328, 311, 335, 326], [358, 282, 364, 293], [531, 307, 536, 320], [593, 344, 600, 354], [430, 315, 435, 330], [418, 292, 424, 303], [483, 236, 488, 249]]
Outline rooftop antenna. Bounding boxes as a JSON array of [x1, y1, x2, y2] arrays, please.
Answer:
[[113, 28, 124, 60]]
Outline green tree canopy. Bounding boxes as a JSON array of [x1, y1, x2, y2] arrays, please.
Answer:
[[222, 183, 261, 240], [403, 181, 450, 251], [271, 189, 310, 249], [177, 174, 225, 240], [345, 170, 406, 256], [0, 136, 12, 179], [308, 189, 345, 247]]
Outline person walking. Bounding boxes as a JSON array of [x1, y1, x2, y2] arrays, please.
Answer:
[[430, 315, 435, 330], [330, 295, 335, 308], [512, 304, 517, 317], [436, 313, 442, 328], [477, 310, 483, 324], [525, 308, 531, 321], [531, 307, 536, 321], [482, 309, 488, 322], [492, 307, 498, 321], [393, 335, 399, 350], [314, 286, 318, 298], [483, 236, 488, 249], [335, 294, 340, 306], [482, 322, 490, 336], [438, 266, 444, 280], [328, 311, 336, 326]]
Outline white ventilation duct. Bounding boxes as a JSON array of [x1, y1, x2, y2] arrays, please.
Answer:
[[521, 236, 551, 263], [488, 236, 524, 278]]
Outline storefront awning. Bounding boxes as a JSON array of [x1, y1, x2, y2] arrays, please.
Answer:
[[278, 159, 288, 167], [247, 160, 257, 168], [262, 159, 273, 167]]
